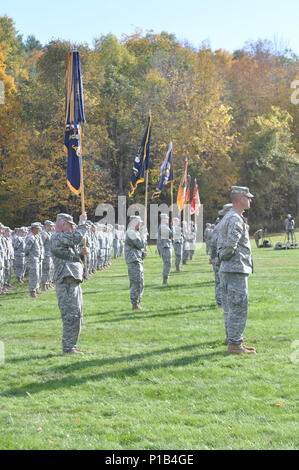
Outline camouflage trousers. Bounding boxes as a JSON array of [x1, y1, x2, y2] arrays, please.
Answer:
[[97, 250, 105, 268], [56, 277, 83, 352], [113, 241, 119, 258], [161, 247, 172, 279], [0, 266, 4, 293], [42, 256, 53, 285], [173, 242, 182, 267], [219, 271, 249, 344], [14, 256, 25, 280], [286, 230, 295, 243], [28, 258, 40, 292], [127, 261, 144, 305], [4, 261, 13, 286], [212, 260, 222, 306]]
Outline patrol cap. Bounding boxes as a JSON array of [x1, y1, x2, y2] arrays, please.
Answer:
[[30, 222, 43, 229], [44, 220, 55, 226], [231, 186, 254, 198], [218, 203, 233, 216], [56, 213, 76, 226], [160, 213, 169, 220]]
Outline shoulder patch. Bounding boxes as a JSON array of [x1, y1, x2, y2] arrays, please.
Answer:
[[236, 222, 243, 230]]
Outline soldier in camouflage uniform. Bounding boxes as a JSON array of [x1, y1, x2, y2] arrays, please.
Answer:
[[0, 223, 6, 300], [25, 222, 43, 297], [3, 227, 14, 290], [204, 223, 211, 254], [172, 217, 183, 272], [182, 221, 190, 265], [157, 213, 172, 285], [41, 220, 55, 290], [13, 228, 26, 283], [209, 204, 232, 308], [51, 212, 88, 355], [113, 224, 120, 259], [125, 215, 147, 310], [189, 221, 197, 260], [217, 186, 256, 355]]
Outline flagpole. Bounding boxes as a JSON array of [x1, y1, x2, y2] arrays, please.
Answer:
[[170, 180, 174, 225], [144, 170, 149, 230], [80, 125, 87, 264], [144, 109, 151, 232]]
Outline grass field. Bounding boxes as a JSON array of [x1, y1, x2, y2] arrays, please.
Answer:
[[0, 234, 298, 450]]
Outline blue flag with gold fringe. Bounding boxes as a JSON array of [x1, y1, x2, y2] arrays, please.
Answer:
[[152, 140, 174, 199], [65, 50, 85, 195], [65, 124, 83, 194], [128, 113, 152, 197]]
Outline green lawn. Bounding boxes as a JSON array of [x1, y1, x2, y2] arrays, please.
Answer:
[[0, 235, 298, 450]]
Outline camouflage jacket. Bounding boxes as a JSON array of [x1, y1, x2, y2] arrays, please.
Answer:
[[217, 208, 253, 274], [50, 223, 88, 283], [157, 224, 172, 250], [125, 228, 146, 264], [25, 233, 41, 260], [41, 230, 52, 257]]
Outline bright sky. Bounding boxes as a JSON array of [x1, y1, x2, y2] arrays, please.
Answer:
[[1, 0, 299, 54]]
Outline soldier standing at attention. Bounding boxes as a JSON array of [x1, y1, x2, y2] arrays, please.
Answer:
[[172, 217, 183, 272], [158, 213, 173, 285], [204, 223, 211, 254], [125, 215, 147, 310], [285, 214, 295, 243], [51, 212, 88, 355], [209, 204, 232, 309], [25, 222, 43, 298], [13, 228, 26, 283], [218, 186, 256, 355], [41, 220, 55, 291], [253, 228, 264, 248]]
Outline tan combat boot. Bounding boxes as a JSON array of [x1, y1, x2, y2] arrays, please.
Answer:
[[163, 277, 168, 285], [132, 304, 142, 311], [176, 266, 181, 272], [30, 291, 37, 298], [228, 343, 256, 354]]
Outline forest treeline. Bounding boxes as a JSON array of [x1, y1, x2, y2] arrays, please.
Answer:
[[1, 15, 299, 231]]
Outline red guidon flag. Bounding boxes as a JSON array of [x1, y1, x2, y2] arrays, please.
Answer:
[[190, 179, 201, 216]]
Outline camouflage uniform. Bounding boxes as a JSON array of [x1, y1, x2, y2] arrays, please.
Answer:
[[218, 189, 254, 345], [210, 204, 232, 307], [51, 214, 88, 353], [25, 224, 42, 295], [158, 214, 172, 282], [125, 217, 146, 307], [172, 219, 183, 270], [13, 230, 26, 282], [41, 222, 54, 288], [0, 224, 5, 294]]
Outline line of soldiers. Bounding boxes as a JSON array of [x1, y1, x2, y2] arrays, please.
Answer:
[[123, 213, 198, 313], [157, 214, 197, 285], [0, 219, 125, 302], [206, 186, 256, 355]]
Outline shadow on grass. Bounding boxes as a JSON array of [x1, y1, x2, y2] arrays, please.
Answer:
[[2, 344, 227, 396], [7, 352, 63, 363], [150, 280, 214, 289], [87, 303, 217, 324]]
